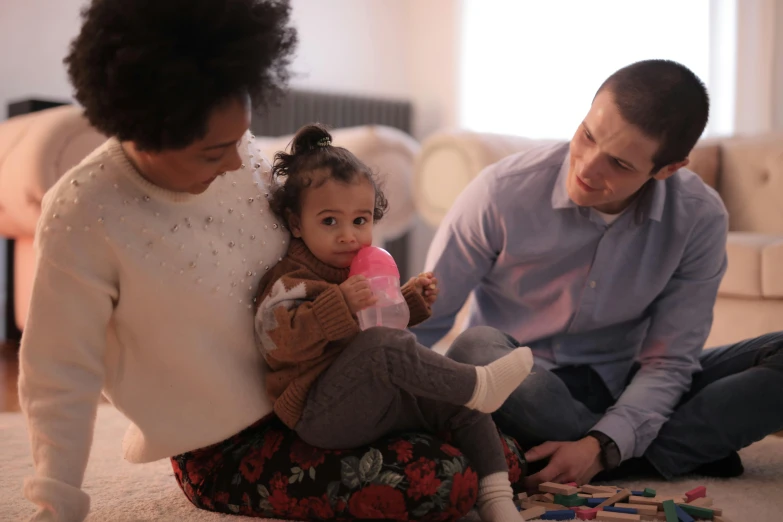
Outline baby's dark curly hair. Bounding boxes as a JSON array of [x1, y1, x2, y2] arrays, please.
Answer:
[[269, 124, 388, 224], [65, 0, 297, 151]]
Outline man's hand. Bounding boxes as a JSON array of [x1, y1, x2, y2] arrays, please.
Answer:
[[339, 275, 378, 314], [523, 437, 604, 491], [409, 271, 439, 305]]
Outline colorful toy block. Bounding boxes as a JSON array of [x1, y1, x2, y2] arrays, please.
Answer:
[[684, 486, 706, 502], [520, 505, 547, 521], [605, 506, 637, 514], [662, 500, 678, 522], [674, 504, 695, 522], [677, 503, 714, 519], [643, 488, 656, 498], [541, 509, 577, 520], [555, 493, 587, 507]]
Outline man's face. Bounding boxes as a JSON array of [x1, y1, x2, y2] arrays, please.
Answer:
[[567, 89, 682, 214]]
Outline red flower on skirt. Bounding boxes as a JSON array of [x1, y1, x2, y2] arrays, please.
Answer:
[[449, 468, 479, 516], [238, 447, 266, 482], [261, 430, 284, 460], [269, 471, 288, 492], [290, 438, 326, 470], [389, 440, 414, 463], [348, 484, 409, 520], [439, 443, 463, 458], [404, 457, 441, 500], [299, 495, 335, 519], [269, 488, 294, 515]]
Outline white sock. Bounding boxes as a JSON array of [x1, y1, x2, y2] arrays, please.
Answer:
[[477, 472, 521, 522], [465, 347, 533, 413]]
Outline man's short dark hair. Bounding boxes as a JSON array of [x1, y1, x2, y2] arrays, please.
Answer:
[[65, 0, 297, 152], [597, 59, 709, 173]]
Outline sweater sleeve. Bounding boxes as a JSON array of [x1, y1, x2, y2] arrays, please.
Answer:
[[255, 270, 359, 364], [18, 193, 118, 521], [401, 280, 432, 327]]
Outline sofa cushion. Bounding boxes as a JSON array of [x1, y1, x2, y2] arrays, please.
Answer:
[[720, 232, 783, 299], [0, 106, 106, 238], [718, 134, 783, 234], [687, 142, 721, 190]]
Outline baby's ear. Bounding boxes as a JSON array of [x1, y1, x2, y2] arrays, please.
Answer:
[[286, 210, 302, 238]]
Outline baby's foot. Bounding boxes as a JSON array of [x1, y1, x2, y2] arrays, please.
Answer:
[[465, 347, 533, 413]]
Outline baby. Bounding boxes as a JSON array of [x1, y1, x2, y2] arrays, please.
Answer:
[[253, 123, 534, 521]]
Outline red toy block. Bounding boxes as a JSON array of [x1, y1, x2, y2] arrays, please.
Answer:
[[575, 507, 599, 520], [684, 486, 706, 502]]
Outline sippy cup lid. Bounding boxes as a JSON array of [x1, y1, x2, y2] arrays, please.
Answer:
[[349, 246, 400, 279]]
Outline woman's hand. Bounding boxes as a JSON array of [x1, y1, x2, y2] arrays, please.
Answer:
[[410, 272, 439, 305], [339, 275, 378, 314]]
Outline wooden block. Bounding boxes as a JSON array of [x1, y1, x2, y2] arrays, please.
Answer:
[[520, 505, 547, 521], [530, 500, 571, 511], [628, 495, 685, 507], [582, 485, 620, 495], [661, 500, 677, 522], [684, 485, 706, 502], [615, 503, 657, 515], [517, 491, 529, 500], [597, 511, 641, 521], [555, 493, 587, 507], [714, 516, 734, 522], [688, 496, 712, 507], [576, 507, 600, 520], [643, 488, 656, 498], [673, 505, 695, 522], [578, 493, 593, 498], [677, 503, 714, 519], [596, 489, 632, 509], [540, 482, 580, 496]]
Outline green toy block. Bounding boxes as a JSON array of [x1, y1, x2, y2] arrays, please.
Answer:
[[662, 500, 678, 522], [678, 503, 714, 519], [553, 493, 586, 507], [643, 487, 656, 497]]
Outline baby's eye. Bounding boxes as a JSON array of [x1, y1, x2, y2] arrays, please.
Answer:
[[354, 217, 368, 225], [322, 217, 336, 226]]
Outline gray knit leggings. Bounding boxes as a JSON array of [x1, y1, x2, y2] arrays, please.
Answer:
[[295, 326, 508, 478]]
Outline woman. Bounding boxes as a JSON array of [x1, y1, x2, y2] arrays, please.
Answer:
[[19, 1, 527, 521]]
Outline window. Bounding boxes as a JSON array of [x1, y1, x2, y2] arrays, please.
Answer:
[[459, 0, 734, 139]]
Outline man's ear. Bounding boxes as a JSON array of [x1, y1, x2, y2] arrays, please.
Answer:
[[652, 158, 689, 181], [287, 210, 302, 238]]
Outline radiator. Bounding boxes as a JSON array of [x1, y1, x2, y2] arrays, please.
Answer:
[[251, 89, 412, 137], [251, 90, 414, 279]]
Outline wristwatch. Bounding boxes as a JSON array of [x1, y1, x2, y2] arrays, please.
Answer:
[[587, 430, 621, 470]]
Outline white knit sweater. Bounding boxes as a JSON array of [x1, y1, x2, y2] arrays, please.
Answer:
[[18, 133, 288, 521]]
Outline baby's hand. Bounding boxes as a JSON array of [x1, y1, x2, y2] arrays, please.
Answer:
[[339, 275, 378, 314], [410, 272, 439, 305]]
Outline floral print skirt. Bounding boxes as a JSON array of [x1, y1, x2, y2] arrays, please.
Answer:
[[171, 414, 527, 520]]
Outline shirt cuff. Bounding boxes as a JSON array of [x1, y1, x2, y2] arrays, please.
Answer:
[[591, 413, 637, 463]]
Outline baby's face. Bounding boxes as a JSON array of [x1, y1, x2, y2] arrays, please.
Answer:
[[289, 175, 375, 268]]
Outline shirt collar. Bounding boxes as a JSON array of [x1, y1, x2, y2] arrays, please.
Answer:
[[550, 150, 668, 223], [551, 152, 576, 210]]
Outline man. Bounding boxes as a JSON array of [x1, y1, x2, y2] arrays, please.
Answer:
[[411, 60, 783, 487]]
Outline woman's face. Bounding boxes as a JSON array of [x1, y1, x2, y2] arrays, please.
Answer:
[[128, 96, 252, 194]]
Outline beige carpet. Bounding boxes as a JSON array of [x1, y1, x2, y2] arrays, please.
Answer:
[[1, 406, 782, 521]]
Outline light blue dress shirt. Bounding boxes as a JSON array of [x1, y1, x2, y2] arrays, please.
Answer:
[[412, 142, 729, 460]]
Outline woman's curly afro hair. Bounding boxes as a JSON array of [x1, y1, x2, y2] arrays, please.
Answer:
[[65, 0, 297, 152]]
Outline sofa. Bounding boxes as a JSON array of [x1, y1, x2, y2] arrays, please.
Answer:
[[0, 105, 420, 332], [413, 130, 783, 350]]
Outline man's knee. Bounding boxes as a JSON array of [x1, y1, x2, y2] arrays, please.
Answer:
[[757, 334, 783, 371], [446, 326, 516, 365]]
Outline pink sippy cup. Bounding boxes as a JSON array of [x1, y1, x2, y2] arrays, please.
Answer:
[[349, 246, 410, 330]]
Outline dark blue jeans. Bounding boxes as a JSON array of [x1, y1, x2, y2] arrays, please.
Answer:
[[445, 326, 783, 479]]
